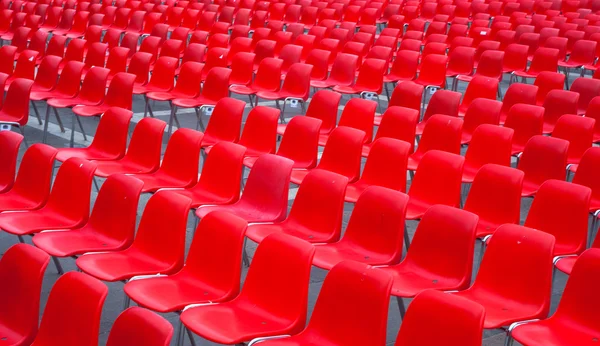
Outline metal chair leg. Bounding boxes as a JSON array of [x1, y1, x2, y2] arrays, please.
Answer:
[[31, 101, 43, 125], [52, 107, 65, 133], [396, 296, 406, 320], [167, 105, 177, 136], [144, 95, 150, 117], [122, 293, 131, 310], [17, 126, 28, 147], [52, 256, 64, 275], [42, 106, 52, 143], [404, 224, 410, 252]]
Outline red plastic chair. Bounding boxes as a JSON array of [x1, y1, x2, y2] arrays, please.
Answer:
[[228, 106, 278, 158], [406, 150, 465, 221], [72, 72, 136, 117], [508, 248, 600, 345], [75, 191, 191, 282], [542, 89, 580, 133], [458, 76, 500, 117], [512, 47, 559, 82], [129, 128, 203, 193], [107, 307, 173, 346], [504, 104, 545, 155], [381, 205, 478, 302], [32, 174, 143, 263], [229, 57, 282, 105], [195, 154, 293, 223], [0, 78, 33, 139], [105, 47, 130, 81], [416, 89, 462, 135], [525, 179, 591, 257], [502, 44, 529, 75], [451, 224, 555, 330], [408, 114, 463, 170], [319, 98, 375, 146], [465, 164, 524, 240], [344, 137, 410, 203], [570, 77, 600, 115], [586, 97, 600, 143], [0, 131, 22, 193], [395, 290, 485, 346], [332, 58, 386, 109], [229, 52, 255, 86], [552, 114, 595, 165], [0, 244, 50, 346], [381, 81, 423, 126], [533, 71, 565, 106], [368, 106, 418, 156], [463, 124, 513, 182], [384, 50, 420, 97], [250, 261, 393, 346], [518, 135, 569, 197], [461, 100, 503, 144], [180, 233, 315, 345], [30, 272, 107, 346], [197, 97, 244, 148], [132, 56, 177, 117], [55, 107, 132, 162], [499, 83, 538, 124], [446, 46, 476, 89], [277, 89, 341, 136], [311, 53, 358, 89]]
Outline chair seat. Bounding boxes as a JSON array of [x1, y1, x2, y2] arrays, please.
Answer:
[[383, 75, 413, 83], [405, 198, 430, 220], [383, 265, 466, 298], [73, 104, 111, 117], [133, 172, 194, 193], [0, 322, 26, 346], [521, 180, 541, 197], [332, 85, 362, 94], [0, 111, 24, 126], [94, 159, 155, 178], [0, 192, 42, 212], [56, 147, 120, 162], [133, 85, 170, 95], [542, 122, 556, 134], [289, 169, 310, 185], [245, 221, 337, 244], [243, 156, 312, 170], [30, 90, 74, 101], [47, 96, 101, 108], [229, 84, 262, 95], [195, 202, 283, 223], [455, 75, 474, 83], [0, 210, 81, 236], [511, 143, 526, 155], [558, 61, 586, 69], [147, 90, 197, 101], [475, 219, 503, 238], [511, 320, 598, 346], [172, 95, 218, 108], [312, 242, 396, 270], [461, 162, 481, 183], [554, 256, 578, 275], [32, 228, 129, 257], [170, 188, 235, 209], [124, 271, 230, 313], [513, 70, 540, 79], [76, 250, 178, 282], [453, 290, 544, 329], [255, 90, 298, 100], [407, 153, 423, 171], [344, 181, 372, 203], [180, 302, 297, 345]]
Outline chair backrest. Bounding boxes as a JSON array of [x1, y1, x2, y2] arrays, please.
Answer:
[[354, 58, 386, 93], [528, 47, 559, 74], [465, 124, 513, 168], [409, 150, 465, 208], [106, 47, 129, 76], [460, 76, 499, 113], [159, 128, 203, 186], [87, 107, 132, 159], [504, 104, 544, 150], [194, 142, 245, 204], [533, 71, 565, 105], [318, 126, 366, 182], [472, 224, 555, 315], [203, 97, 244, 144], [9, 144, 57, 208], [389, 81, 423, 116], [360, 138, 411, 193], [395, 290, 485, 346], [104, 72, 136, 109], [106, 307, 173, 346], [200, 67, 231, 102], [0, 131, 23, 192], [462, 99, 503, 136], [237, 154, 294, 222], [570, 77, 600, 114], [542, 90, 580, 128], [277, 116, 321, 169], [338, 98, 377, 143], [415, 114, 463, 156], [147, 56, 177, 90], [238, 106, 279, 154], [132, 191, 192, 273], [280, 63, 312, 100], [423, 90, 461, 121], [375, 106, 418, 153], [328, 53, 359, 85], [500, 83, 538, 122], [525, 179, 591, 256], [299, 261, 393, 346], [171, 62, 203, 98], [32, 272, 108, 346], [304, 89, 341, 134], [465, 164, 524, 227], [518, 135, 569, 187], [229, 51, 254, 85], [416, 54, 448, 87], [124, 117, 166, 170], [552, 114, 595, 164], [404, 205, 479, 290], [341, 186, 409, 264], [2, 78, 34, 126], [0, 244, 50, 346]]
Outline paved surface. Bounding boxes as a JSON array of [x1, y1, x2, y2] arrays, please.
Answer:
[[0, 72, 579, 345]]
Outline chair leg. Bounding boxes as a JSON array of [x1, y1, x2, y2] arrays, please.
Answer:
[[144, 95, 150, 118], [17, 126, 28, 147], [242, 238, 250, 267], [52, 107, 65, 133], [396, 296, 406, 320], [31, 101, 43, 125], [52, 256, 64, 275], [70, 113, 77, 148], [280, 100, 287, 124], [420, 91, 428, 120], [384, 83, 391, 100], [147, 99, 155, 118], [175, 320, 186, 346], [248, 94, 254, 107], [122, 293, 131, 310], [42, 106, 52, 143], [186, 328, 197, 346], [93, 177, 100, 192], [404, 224, 410, 252], [167, 105, 177, 136], [477, 238, 486, 271], [76, 114, 87, 141], [195, 107, 206, 131], [18, 235, 24, 243], [300, 100, 306, 114]]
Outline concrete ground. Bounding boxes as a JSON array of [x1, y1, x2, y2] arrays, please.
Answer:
[[0, 72, 578, 345]]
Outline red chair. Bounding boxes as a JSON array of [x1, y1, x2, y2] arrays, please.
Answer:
[[451, 224, 554, 330], [446, 46, 476, 90], [465, 164, 524, 241], [414, 54, 448, 111], [395, 290, 485, 346], [525, 179, 591, 257], [0, 131, 22, 193], [586, 97, 600, 143], [232, 106, 278, 158], [75, 191, 192, 282], [332, 58, 387, 105], [277, 89, 341, 136], [512, 47, 559, 82], [132, 56, 177, 117], [463, 124, 513, 182], [128, 128, 203, 193], [406, 150, 465, 223], [381, 205, 478, 305], [0, 78, 33, 141], [72, 72, 136, 117], [381, 81, 423, 126], [499, 83, 538, 124], [508, 248, 600, 345], [518, 135, 569, 197], [195, 153, 293, 223], [30, 272, 108, 346], [570, 77, 600, 115], [171, 67, 231, 132], [458, 76, 500, 117], [346, 138, 410, 202], [311, 53, 358, 89], [559, 39, 597, 84], [461, 99, 503, 144], [229, 52, 255, 86], [319, 98, 376, 146], [107, 307, 173, 346], [180, 233, 314, 345], [533, 71, 565, 106], [368, 106, 418, 156], [255, 63, 313, 122], [197, 97, 244, 148], [55, 107, 132, 162], [504, 104, 545, 155], [416, 89, 462, 135], [502, 43, 529, 75], [0, 244, 50, 346], [409, 114, 463, 170], [384, 50, 420, 97], [542, 89, 580, 134], [32, 173, 142, 266], [552, 114, 595, 166], [250, 261, 393, 346], [229, 57, 282, 105]]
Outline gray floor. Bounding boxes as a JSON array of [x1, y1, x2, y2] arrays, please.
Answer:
[[0, 71, 580, 345]]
